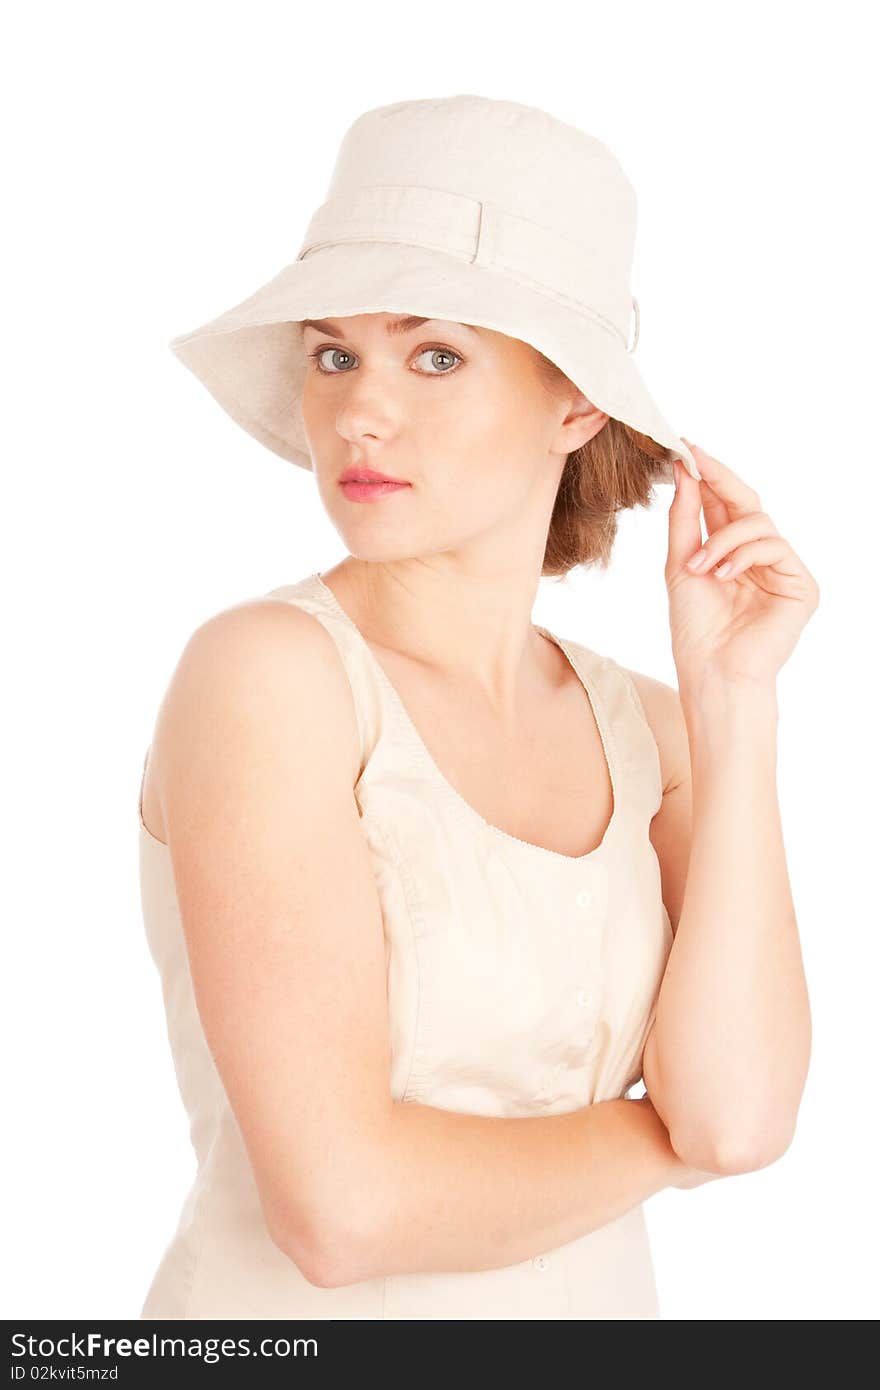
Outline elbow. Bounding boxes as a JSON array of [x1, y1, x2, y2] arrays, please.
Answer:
[[671, 1123, 795, 1176], [268, 1190, 384, 1289]]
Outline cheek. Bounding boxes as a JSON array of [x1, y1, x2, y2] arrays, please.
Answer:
[[417, 405, 540, 530], [300, 381, 328, 440], [428, 382, 525, 473]]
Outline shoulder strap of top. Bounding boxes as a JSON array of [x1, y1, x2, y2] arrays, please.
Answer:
[[263, 573, 385, 776], [555, 634, 665, 824]]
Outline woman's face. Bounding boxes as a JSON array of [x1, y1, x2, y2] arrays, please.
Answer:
[[300, 312, 604, 566]]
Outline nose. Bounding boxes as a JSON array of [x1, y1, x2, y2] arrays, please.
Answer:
[[333, 372, 400, 450]]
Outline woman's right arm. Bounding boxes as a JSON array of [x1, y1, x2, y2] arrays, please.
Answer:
[[150, 600, 711, 1292]]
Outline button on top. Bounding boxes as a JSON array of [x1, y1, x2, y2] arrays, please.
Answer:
[[532, 1255, 550, 1271], [576, 989, 595, 1009], [575, 888, 593, 908]]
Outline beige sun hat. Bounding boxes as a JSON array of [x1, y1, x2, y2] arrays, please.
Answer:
[[168, 93, 702, 484]]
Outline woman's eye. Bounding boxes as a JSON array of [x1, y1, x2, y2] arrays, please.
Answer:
[[412, 347, 463, 375], [307, 347, 356, 373], [306, 345, 463, 376]]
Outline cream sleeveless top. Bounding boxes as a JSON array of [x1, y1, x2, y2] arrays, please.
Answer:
[[138, 571, 673, 1320]]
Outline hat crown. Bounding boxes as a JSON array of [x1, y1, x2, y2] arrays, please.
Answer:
[[331, 95, 635, 233], [299, 95, 639, 342]]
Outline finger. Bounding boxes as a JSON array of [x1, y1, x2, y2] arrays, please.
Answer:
[[685, 512, 779, 573], [712, 537, 796, 580], [684, 439, 761, 521], [667, 456, 704, 571], [681, 437, 730, 537]]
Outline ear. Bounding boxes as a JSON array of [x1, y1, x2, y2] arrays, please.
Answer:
[[556, 391, 609, 453]]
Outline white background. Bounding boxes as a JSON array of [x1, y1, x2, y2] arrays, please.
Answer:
[[4, 0, 877, 1321]]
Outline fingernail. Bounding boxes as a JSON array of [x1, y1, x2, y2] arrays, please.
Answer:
[[687, 549, 708, 569]]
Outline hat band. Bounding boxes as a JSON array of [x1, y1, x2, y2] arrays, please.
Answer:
[[295, 184, 639, 353]]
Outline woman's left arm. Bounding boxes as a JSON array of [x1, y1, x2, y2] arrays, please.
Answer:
[[641, 439, 820, 1176]]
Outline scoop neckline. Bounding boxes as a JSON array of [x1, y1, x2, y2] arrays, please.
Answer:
[[311, 571, 621, 867]]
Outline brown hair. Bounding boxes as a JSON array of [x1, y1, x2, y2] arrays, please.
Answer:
[[533, 351, 677, 580]]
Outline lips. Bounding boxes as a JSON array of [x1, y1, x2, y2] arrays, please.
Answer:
[[339, 466, 410, 485], [339, 477, 411, 502]]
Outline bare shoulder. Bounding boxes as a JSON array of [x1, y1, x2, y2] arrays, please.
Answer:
[[141, 597, 361, 844], [622, 666, 690, 794]]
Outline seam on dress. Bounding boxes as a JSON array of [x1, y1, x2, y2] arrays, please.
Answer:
[[369, 814, 432, 1105]]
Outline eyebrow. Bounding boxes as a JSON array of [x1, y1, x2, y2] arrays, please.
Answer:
[[300, 315, 479, 338]]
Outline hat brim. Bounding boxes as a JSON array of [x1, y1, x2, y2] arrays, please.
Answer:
[[168, 240, 702, 482]]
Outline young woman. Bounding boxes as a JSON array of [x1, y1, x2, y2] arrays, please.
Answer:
[[137, 95, 817, 1320]]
